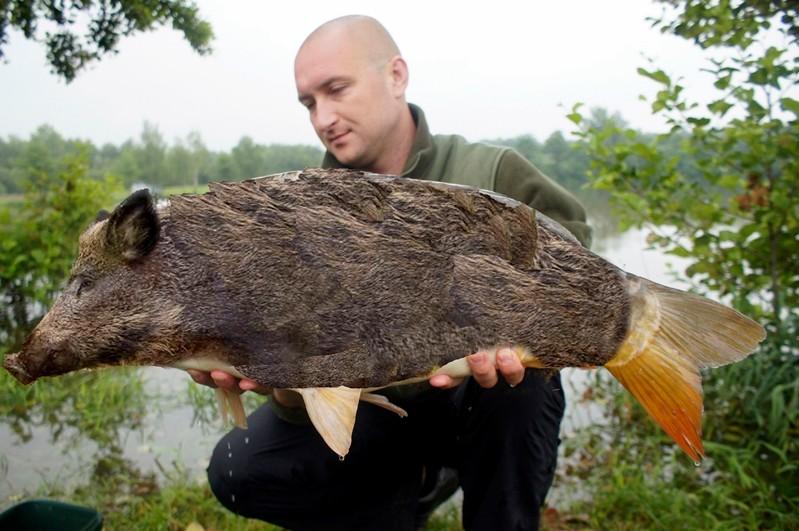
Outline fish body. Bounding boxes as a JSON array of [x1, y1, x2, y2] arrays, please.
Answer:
[[3, 169, 765, 460]]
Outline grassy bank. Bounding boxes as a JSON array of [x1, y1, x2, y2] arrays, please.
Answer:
[[163, 184, 210, 196], [0, 194, 23, 206], [29, 479, 464, 531], [553, 334, 798, 530]]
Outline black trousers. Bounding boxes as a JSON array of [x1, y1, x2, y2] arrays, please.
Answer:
[[207, 370, 565, 531]]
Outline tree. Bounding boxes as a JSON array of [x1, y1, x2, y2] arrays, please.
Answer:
[[570, 1, 798, 526], [0, 149, 121, 350], [0, 0, 213, 82], [136, 121, 168, 187], [186, 131, 211, 186], [575, 1, 798, 332], [165, 132, 209, 188], [230, 136, 263, 180]]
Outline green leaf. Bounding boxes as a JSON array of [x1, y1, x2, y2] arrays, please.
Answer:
[[718, 174, 741, 189], [780, 97, 799, 116], [714, 74, 732, 90], [669, 246, 693, 258], [687, 117, 711, 127], [708, 99, 734, 116], [637, 67, 671, 86], [747, 98, 766, 117]]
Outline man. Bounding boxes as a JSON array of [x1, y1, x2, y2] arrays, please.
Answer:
[[190, 15, 590, 530]]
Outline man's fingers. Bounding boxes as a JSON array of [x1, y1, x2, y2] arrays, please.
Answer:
[[186, 368, 273, 396], [497, 347, 525, 387], [186, 369, 216, 388], [468, 351, 498, 388], [429, 373, 465, 389], [239, 378, 272, 395]]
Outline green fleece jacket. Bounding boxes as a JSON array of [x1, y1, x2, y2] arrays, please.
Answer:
[[270, 103, 592, 422]]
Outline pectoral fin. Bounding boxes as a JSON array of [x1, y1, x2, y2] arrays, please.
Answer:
[[295, 386, 362, 458], [215, 388, 248, 429], [360, 392, 408, 417]]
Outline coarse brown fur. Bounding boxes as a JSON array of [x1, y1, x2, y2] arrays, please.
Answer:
[[5, 169, 631, 388]]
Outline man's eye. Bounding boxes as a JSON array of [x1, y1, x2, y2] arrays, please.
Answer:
[[330, 85, 347, 94]]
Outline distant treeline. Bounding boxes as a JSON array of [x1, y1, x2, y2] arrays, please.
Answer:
[[0, 120, 614, 200], [0, 123, 323, 195]]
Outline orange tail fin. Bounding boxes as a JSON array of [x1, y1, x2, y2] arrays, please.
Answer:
[[605, 276, 765, 462]]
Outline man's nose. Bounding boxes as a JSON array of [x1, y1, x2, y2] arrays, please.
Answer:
[[313, 100, 339, 132]]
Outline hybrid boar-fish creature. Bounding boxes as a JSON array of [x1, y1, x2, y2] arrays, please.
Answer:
[[3, 169, 765, 461]]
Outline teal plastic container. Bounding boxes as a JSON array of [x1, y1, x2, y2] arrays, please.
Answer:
[[0, 499, 103, 530]]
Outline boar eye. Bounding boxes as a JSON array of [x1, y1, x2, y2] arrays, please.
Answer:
[[76, 277, 94, 297]]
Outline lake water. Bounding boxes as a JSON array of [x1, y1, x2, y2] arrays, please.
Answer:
[[0, 228, 691, 503]]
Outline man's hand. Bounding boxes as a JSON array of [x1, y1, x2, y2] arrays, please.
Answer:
[[186, 369, 303, 407], [428, 348, 525, 390]]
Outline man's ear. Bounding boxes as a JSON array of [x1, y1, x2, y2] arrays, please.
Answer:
[[387, 55, 409, 96], [105, 189, 160, 261]]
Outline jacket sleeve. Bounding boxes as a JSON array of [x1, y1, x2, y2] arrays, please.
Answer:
[[494, 149, 593, 248]]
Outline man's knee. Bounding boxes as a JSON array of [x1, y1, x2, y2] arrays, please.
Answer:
[[204, 405, 327, 522], [207, 431, 257, 516], [467, 369, 565, 422]]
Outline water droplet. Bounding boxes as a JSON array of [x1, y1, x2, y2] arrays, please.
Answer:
[[693, 460, 701, 467], [244, 437, 249, 444], [228, 452, 232, 458], [227, 442, 231, 450], [229, 470, 233, 477], [339, 455, 345, 462], [231, 494, 236, 503]]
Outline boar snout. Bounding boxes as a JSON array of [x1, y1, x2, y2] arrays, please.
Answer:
[[3, 353, 34, 385], [3, 341, 83, 384]]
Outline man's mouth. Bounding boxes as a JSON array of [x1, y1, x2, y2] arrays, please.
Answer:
[[328, 131, 350, 146]]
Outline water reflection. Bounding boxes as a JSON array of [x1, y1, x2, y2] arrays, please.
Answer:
[[0, 364, 249, 501]]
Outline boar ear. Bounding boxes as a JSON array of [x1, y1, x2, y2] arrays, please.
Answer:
[[95, 209, 110, 223], [106, 189, 160, 261]]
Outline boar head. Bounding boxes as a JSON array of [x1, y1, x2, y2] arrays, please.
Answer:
[[3, 189, 179, 384]]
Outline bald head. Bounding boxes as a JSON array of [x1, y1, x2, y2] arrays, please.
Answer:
[[294, 16, 415, 175], [298, 15, 400, 69]]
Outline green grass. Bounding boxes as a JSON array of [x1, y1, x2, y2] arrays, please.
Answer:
[[5, 469, 574, 531], [108, 184, 209, 205], [0, 182, 210, 203], [21, 473, 465, 531], [162, 184, 209, 196], [35, 466, 280, 530], [0, 194, 23, 206], [553, 332, 799, 531], [0, 366, 152, 448]]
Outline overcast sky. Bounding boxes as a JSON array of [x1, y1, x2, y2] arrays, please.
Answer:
[[1, 0, 719, 151]]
